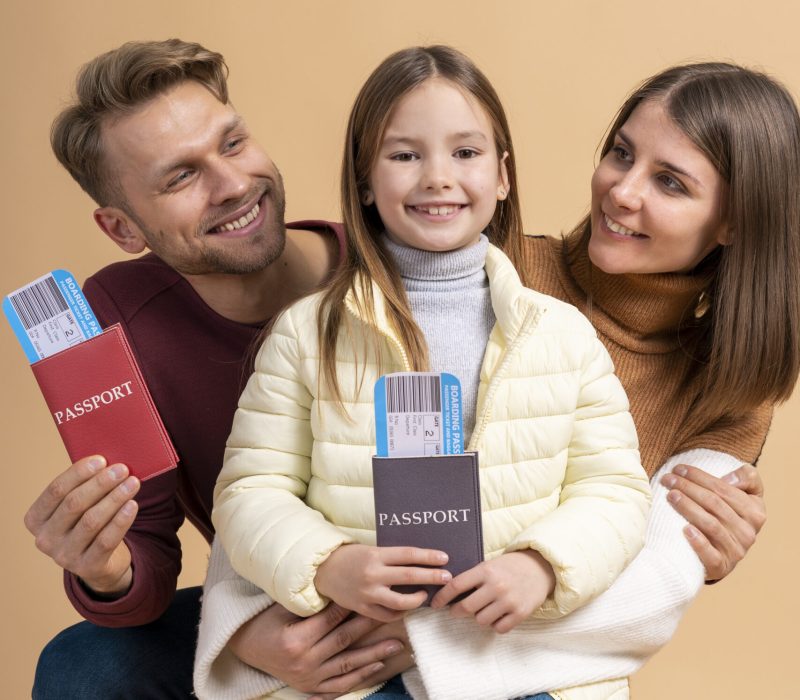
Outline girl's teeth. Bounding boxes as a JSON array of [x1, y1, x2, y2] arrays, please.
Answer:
[[215, 202, 260, 232], [418, 205, 457, 216], [604, 214, 639, 236]]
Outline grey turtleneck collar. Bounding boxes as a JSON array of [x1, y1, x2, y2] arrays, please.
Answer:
[[380, 233, 495, 444]]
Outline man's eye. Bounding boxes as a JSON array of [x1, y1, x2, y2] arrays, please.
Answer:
[[166, 170, 193, 189], [225, 137, 245, 152]]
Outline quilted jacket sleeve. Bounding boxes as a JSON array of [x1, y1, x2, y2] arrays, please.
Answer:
[[507, 331, 651, 617], [212, 304, 354, 617]]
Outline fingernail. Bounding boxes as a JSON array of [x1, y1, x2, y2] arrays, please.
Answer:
[[109, 464, 128, 481], [87, 456, 106, 473], [723, 472, 739, 485], [673, 465, 688, 477], [661, 474, 676, 488], [368, 662, 385, 674], [667, 490, 681, 504], [685, 525, 699, 539], [121, 501, 137, 516], [435, 552, 448, 564], [440, 571, 452, 583], [386, 642, 404, 655], [120, 477, 138, 495]]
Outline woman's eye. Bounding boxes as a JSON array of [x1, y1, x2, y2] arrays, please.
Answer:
[[659, 173, 685, 193], [612, 144, 632, 162], [390, 152, 417, 162], [455, 148, 478, 159]]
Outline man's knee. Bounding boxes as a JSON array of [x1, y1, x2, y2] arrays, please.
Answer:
[[32, 587, 201, 699]]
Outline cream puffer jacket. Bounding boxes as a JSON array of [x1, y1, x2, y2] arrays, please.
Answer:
[[213, 245, 650, 628]]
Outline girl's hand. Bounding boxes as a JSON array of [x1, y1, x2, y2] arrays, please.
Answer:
[[430, 550, 556, 633], [661, 463, 766, 581], [315, 544, 451, 622]]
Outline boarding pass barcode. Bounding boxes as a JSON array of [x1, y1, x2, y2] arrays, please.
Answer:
[[385, 374, 442, 413], [8, 277, 68, 330]]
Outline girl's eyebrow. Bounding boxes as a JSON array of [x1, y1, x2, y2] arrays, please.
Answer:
[[381, 130, 490, 148], [617, 128, 703, 188]]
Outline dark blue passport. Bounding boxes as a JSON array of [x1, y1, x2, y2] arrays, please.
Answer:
[[372, 452, 484, 603]]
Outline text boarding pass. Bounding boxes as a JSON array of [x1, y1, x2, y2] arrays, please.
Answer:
[[3, 270, 102, 364], [374, 372, 464, 457]]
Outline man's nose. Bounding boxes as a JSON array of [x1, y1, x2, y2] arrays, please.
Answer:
[[209, 158, 250, 205]]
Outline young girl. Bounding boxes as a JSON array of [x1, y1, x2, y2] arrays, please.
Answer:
[[210, 45, 650, 698]]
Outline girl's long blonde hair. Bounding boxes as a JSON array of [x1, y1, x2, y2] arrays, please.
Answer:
[[319, 46, 524, 405]]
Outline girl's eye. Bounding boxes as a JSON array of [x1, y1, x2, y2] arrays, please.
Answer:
[[455, 148, 478, 159], [390, 152, 417, 162]]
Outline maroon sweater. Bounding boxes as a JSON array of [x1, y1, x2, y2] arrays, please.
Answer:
[[64, 221, 345, 626]]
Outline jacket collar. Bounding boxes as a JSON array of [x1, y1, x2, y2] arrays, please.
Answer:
[[343, 243, 545, 347]]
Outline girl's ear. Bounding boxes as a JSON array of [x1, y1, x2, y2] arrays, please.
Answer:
[[361, 190, 375, 206], [93, 207, 147, 254], [498, 152, 510, 201]]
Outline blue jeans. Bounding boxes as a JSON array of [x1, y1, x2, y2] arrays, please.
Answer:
[[368, 675, 554, 699], [32, 586, 201, 699]]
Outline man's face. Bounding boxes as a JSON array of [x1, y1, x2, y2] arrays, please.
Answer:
[[99, 80, 286, 276]]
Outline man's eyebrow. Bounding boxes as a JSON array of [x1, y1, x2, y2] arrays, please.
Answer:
[[617, 128, 703, 188], [153, 116, 246, 182]]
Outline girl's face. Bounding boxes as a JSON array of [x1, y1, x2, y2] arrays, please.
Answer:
[[589, 99, 728, 275], [368, 78, 509, 253]]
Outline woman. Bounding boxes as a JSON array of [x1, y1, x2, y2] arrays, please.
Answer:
[[194, 61, 799, 700]]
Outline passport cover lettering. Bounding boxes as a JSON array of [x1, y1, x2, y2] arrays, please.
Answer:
[[30, 323, 177, 481], [372, 452, 483, 603]]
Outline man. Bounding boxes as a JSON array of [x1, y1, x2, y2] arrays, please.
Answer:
[[25, 38, 408, 698]]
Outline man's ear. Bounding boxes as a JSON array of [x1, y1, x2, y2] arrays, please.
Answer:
[[93, 207, 147, 254]]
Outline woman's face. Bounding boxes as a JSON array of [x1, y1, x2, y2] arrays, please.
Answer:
[[589, 99, 728, 275]]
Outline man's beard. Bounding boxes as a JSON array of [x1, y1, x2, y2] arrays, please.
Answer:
[[125, 178, 288, 276]]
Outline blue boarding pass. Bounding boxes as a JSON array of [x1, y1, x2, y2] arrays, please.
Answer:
[[3, 270, 102, 363], [374, 372, 464, 457]]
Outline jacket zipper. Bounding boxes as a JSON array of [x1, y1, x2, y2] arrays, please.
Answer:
[[467, 304, 544, 451]]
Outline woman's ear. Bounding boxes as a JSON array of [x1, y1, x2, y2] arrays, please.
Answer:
[[361, 190, 375, 206], [93, 207, 147, 254]]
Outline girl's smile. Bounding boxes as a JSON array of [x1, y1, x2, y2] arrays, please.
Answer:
[[367, 77, 509, 253]]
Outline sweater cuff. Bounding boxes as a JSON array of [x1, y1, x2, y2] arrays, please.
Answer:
[[64, 539, 173, 627]]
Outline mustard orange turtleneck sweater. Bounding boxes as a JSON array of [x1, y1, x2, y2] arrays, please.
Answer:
[[521, 234, 772, 477]]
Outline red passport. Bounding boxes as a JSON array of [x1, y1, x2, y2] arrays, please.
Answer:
[[30, 323, 177, 481]]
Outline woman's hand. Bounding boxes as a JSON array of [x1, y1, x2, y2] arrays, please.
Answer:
[[308, 619, 415, 700], [661, 463, 766, 581]]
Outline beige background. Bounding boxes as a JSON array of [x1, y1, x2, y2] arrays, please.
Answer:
[[1, 1, 798, 697]]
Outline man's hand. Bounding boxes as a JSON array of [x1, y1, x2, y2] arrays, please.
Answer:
[[430, 550, 556, 633], [229, 602, 406, 696], [662, 463, 766, 581], [315, 544, 451, 622], [23, 455, 140, 595]]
